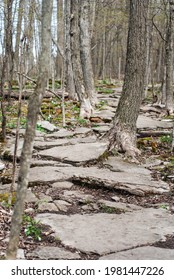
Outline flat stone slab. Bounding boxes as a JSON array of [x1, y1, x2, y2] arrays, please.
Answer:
[[51, 181, 74, 190], [137, 115, 173, 129], [104, 157, 151, 175], [29, 165, 169, 195], [46, 127, 92, 139], [98, 199, 142, 212], [25, 189, 38, 203], [92, 125, 111, 134], [38, 142, 107, 165], [34, 139, 70, 150], [37, 121, 58, 132], [99, 246, 174, 260], [7, 139, 24, 158], [26, 246, 80, 260], [54, 200, 72, 212], [36, 208, 174, 255], [62, 190, 94, 202], [38, 202, 58, 212], [92, 110, 114, 122]]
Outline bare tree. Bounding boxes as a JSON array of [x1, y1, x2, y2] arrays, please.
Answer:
[[79, 0, 97, 107], [0, 0, 14, 141], [105, 0, 149, 158], [6, 0, 53, 259], [14, 0, 25, 72], [165, 0, 174, 114], [64, 0, 76, 99]]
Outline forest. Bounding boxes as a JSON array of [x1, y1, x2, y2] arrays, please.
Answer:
[[0, 0, 174, 261]]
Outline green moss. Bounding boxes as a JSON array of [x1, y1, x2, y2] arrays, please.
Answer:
[[0, 191, 16, 205]]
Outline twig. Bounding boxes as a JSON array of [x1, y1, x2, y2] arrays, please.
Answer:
[[16, 71, 62, 99], [52, 37, 65, 60], [152, 13, 166, 42]]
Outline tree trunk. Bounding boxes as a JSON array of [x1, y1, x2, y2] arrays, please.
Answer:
[[105, 0, 149, 158], [64, 0, 76, 100], [165, 0, 174, 114], [6, 0, 53, 260], [79, 0, 97, 106], [70, 0, 93, 118], [14, 0, 25, 72], [0, 0, 14, 141]]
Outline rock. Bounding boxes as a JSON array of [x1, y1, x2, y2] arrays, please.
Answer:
[[104, 156, 151, 175], [31, 160, 71, 167], [73, 127, 92, 135], [81, 203, 99, 211], [92, 125, 111, 134], [29, 166, 69, 183], [92, 110, 114, 122], [38, 202, 58, 212], [54, 200, 71, 212], [45, 127, 91, 139], [0, 183, 17, 194], [26, 246, 80, 260], [111, 196, 120, 202], [142, 158, 162, 168], [69, 135, 97, 145], [0, 160, 5, 171], [7, 139, 24, 159], [38, 142, 107, 165], [36, 208, 174, 255], [62, 190, 94, 202], [46, 129, 75, 139], [137, 115, 173, 129], [37, 120, 58, 132], [37, 193, 52, 202], [25, 189, 38, 203], [34, 139, 70, 150], [51, 181, 74, 190], [98, 199, 141, 212], [99, 246, 174, 260], [29, 165, 169, 196], [25, 208, 35, 214], [17, 249, 25, 260]]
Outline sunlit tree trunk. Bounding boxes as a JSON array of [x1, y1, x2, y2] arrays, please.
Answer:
[[70, 0, 93, 118], [6, 0, 53, 259], [79, 0, 97, 106], [105, 0, 149, 158]]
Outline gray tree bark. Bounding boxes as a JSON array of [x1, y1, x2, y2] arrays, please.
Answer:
[[14, 0, 25, 72], [70, 0, 93, 118], [105, 0, 149, 158], [6, 0, 53, 259], [165, 0, 174, 114], [0, 0, 14, 141], [65, 0, 76, 100], [79, 0, 97, 107]]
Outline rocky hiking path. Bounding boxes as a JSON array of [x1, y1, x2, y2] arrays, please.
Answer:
[[1, 86, 174, 260]]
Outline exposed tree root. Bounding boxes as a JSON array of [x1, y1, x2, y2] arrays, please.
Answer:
[[103, 124, 141, 161]]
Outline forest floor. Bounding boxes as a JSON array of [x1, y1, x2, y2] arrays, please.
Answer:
[[1, 81, 174, 260]]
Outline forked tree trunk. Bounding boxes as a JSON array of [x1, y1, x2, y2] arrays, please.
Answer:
[[105, 0, 149, 158], [6, 0, 53, 259]]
